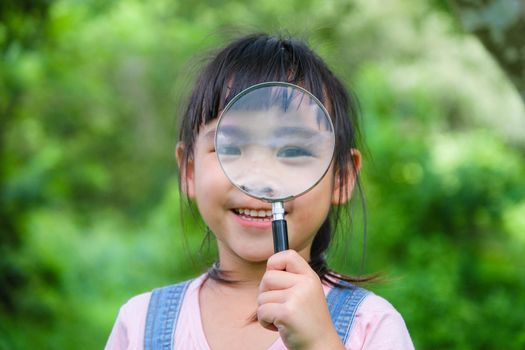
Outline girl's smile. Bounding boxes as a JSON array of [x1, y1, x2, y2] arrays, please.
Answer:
[[233, 208, 273, 224]]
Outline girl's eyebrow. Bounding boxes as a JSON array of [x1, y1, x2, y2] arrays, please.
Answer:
[[215, 125, 249, 141], [273, 127, 318, 139]]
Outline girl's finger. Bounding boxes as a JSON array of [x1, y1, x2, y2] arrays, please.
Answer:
[[257, 302, 290, 332], [266, 250, 314, 275], [257, 289, 288, 306], [259, 269, 301, 292]]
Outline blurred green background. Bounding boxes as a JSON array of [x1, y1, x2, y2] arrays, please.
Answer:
[[1, 0, 524, 349]]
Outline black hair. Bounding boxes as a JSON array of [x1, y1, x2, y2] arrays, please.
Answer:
[[178, 33, 372, 287]]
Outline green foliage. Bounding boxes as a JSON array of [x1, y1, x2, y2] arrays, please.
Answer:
[[1, 0, 524, 349], [356, 67, 525, 349]]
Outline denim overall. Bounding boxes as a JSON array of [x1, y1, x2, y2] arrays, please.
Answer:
[[144, 279, 369, 349]]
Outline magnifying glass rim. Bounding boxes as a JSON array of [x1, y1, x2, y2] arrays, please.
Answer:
[[215, 81, 336, 202]]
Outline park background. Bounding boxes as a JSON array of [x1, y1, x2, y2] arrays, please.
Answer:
[[1, 0, 525, 349]]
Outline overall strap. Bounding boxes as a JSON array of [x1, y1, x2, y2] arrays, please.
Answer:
[[144, 280, 192, 350], [326, 282, 370, 345]]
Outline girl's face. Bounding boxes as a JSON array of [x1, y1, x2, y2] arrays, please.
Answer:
[[177, 119, 358, 265]]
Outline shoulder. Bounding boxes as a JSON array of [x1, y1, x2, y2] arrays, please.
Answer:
[[105, 292, 151, 350], [357, 292, 402, 317], [123, 276, 199, 320], [349, 293, 414, 349], [119, 291, 152, 325], [105, 276, 202, 350]]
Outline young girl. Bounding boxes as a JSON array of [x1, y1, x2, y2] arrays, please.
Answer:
[[106, 33, 414, 350]]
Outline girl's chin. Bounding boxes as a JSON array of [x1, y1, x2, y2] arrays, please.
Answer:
[[221, 242, 273, 264], [236, 248, 274, 263]]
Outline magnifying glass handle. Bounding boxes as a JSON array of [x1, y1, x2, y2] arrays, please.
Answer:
[[272, 219, 289, 252], [271, 202, 289, 252]]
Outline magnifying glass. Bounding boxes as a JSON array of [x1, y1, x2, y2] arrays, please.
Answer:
[[215, 82, 335, 253]]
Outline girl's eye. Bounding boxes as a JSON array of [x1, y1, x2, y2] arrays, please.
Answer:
[[217, 145, 241, 156], [276, 146, 313, 158]]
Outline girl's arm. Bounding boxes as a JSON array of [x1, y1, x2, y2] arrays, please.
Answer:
[[257, 250, 345, 350], [257, 250, 415, 350]]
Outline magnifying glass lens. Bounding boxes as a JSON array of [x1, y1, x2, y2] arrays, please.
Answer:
[[216, 83, 335, 202]]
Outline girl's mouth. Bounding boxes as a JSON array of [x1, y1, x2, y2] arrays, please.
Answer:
[[233, 208, 273, 222]]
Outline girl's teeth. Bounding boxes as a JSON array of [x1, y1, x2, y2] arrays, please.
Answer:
[[236, 209, 272, 217]]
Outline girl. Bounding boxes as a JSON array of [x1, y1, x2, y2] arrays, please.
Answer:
[[106, 33, 414, 350]]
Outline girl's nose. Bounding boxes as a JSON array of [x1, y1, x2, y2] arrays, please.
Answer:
[[240, 184, 275, 198]]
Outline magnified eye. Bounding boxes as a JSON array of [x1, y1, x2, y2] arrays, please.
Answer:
[[277, 146, 313, 158], [217, 145, 242, 156]]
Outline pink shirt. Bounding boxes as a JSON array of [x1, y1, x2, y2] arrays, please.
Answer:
[[106, 274, 414, 349]]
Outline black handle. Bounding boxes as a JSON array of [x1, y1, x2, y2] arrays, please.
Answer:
[[272, 219, 289, 252]]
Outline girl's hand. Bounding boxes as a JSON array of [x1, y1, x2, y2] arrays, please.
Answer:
[[257, 250, 345, 350]]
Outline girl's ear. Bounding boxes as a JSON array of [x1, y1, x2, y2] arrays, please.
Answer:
[[175, 142, 195, 199], [331, 149, 362, 205]]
